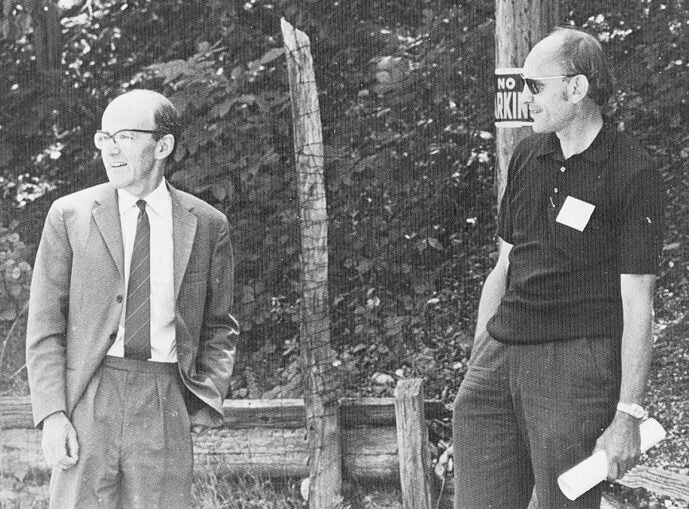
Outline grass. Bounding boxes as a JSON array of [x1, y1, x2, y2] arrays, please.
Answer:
[[0, 473, 405, 509], [0, 474, 306, 509], [192, 473, 305, 509]]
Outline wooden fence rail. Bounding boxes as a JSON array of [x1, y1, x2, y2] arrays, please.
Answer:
[[2, 388, 688, 505], [0, 394, 446, 484]]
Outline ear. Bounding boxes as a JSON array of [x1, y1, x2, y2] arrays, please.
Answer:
[[567, 74, 590, 104], [154, 133, 175, 161]]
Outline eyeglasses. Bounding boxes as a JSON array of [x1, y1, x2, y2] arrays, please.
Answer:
[[520, 74, 580, 95], [94, 129, 165, 149]]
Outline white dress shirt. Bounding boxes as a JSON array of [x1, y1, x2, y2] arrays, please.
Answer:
[[107, 179, 177, 362]]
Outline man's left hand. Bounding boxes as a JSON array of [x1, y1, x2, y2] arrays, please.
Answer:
[[593, 412, 642, 480]]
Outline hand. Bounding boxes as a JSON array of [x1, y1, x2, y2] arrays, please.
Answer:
[[593, 412, 641, 480], [41, 411, 79, 470]]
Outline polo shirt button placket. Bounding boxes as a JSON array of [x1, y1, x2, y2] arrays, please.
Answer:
[[552, 165, 566, 208]]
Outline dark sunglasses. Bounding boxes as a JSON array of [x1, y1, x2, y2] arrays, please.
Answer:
[[520, 74, 580, 95]]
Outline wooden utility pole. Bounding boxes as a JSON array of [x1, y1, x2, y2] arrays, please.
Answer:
[[281, 18, 343, 509], [495, 0, 559, 202]]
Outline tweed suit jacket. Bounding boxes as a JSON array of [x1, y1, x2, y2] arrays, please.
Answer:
[[26, 182, 237, 428]]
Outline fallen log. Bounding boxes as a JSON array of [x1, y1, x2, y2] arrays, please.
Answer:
[[0, 397, 33, 430], [0, 396, 418, 483], [194, 426, 398, 481], [616, 466, 689, 502], [1, 422, 399, 483]]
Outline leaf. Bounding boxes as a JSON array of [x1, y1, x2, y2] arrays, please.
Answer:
[[352, 343, 366, 353], [0, 19, 11, 41], [371, 372, 395, 386], [241, 285, 255, 304], [376, 71, 392, 84], [357, 258, 373, 274], [0, 141, 15, 166], [384, 316, 405, 336], [365, 296, 380, 309], [209, 95, 257, 118], [211, 185, 227, 201], [258, 47, 285, 66], [8, 282, 22, 296], [0, 305, 16, 321], [428, 237, 443, 250], [146, 60, 191, 84]]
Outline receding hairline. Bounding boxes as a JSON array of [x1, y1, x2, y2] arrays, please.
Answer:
[[105, 89, 175, 119], [546, 27, 604, 71]]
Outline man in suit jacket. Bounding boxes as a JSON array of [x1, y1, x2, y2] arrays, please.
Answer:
[[26, 89, 238, 509]]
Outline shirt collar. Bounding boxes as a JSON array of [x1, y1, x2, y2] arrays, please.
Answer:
[[535, 122, 615, 164], [117, 178, 170, 216]]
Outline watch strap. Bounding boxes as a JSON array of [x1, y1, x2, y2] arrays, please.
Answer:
[[616, 402, 648, 420]]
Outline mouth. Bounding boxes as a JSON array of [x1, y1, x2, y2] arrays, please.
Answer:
[[109, 162, 127, 168]]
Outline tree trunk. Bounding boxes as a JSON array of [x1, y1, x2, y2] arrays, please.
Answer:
[[30, 0, 61, 87], [281, 18, 343, 509]]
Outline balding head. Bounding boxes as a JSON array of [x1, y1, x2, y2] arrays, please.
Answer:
[[103, 90, 180, 161], [99, 89, 179, 197], [530, 28, 614, 106]]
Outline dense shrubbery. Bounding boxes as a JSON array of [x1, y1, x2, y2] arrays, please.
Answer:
[[0, 223, 32, 393], [0, 0, 687, 402]]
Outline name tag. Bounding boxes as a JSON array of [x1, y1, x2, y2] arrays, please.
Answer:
[[556, 196, 596, 232]]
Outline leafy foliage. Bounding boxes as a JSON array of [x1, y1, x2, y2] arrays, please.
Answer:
[[0, 225, 31, 392], [0, 0, 687, 405]]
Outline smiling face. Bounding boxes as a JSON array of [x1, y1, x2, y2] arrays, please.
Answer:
[[99, 92, 170, 198], [520, 35, 579, 135]]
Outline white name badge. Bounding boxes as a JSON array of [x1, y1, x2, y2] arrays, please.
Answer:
[[556, 196, 596, 232]]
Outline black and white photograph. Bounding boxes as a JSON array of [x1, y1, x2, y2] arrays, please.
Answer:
[[0, 1, 687, 508]]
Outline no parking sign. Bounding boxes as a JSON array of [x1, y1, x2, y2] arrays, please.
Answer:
[[495, 68, 532, 127]]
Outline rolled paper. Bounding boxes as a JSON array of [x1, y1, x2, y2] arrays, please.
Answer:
[[637, 417, 667, 453], [557, 418, 667, 501]]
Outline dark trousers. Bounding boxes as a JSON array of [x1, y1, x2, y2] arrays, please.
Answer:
[[49, 356, 193, 509], [453, 333, 620, 509]]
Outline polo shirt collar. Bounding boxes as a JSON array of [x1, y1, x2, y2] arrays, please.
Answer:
[[535, 122, 615, 164]]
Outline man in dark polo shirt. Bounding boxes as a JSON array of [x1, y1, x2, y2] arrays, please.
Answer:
[[452, 28, 664, 508]]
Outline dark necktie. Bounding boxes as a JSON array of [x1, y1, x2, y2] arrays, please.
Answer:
[[124, 199, 151, 360]]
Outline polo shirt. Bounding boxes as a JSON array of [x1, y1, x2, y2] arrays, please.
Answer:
[[486, 124, 665, 344]]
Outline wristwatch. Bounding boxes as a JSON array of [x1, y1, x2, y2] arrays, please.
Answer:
[[616, 402, 648, 420]]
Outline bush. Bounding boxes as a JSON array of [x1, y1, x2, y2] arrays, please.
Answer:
[[0, 225, 32, 395]]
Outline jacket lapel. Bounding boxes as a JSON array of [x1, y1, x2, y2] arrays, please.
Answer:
[[92, 185, 124, 279], [169, 185, 198, 301]]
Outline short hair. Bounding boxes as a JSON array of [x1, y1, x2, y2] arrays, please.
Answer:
[[151, 95, 181, 162], [551, 27, 614, 106]]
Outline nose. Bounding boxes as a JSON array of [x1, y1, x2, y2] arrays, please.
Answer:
[[102, 137, 121, 154], [520, 86, 534, 105]]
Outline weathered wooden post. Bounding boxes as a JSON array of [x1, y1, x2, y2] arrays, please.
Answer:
[[495, 0, 559, 201], [394, 379, 435, 509], [281, 18, 343, 509]]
